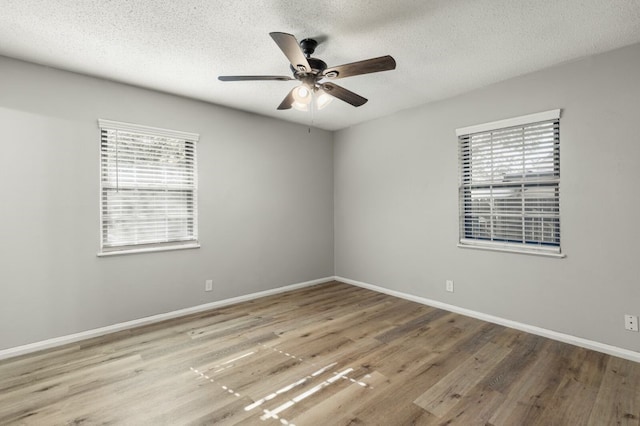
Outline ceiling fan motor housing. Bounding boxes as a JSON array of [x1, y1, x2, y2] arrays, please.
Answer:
[[290, 57, 327, 79], [290, 38, 328, 79]]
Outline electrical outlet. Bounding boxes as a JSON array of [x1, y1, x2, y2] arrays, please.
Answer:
[[624, 314, 638, 332], [446, 280, 454, 293], [205, 279, 213, 292]]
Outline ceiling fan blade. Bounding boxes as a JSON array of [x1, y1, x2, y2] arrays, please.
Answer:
[[277, 88, 296, 110], [322, 55, 396, 80], [218, 75, 293, 82], [321, 82, 368, 107], [269, 32, 311, 73]]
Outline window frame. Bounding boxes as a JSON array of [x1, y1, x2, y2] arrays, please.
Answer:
[[455, 109, 564, 258], [97, 119, 200, 256]]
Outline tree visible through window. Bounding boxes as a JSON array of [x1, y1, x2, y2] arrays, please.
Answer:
[[456, 110, 561, 255], [98, 119, 199, 254]]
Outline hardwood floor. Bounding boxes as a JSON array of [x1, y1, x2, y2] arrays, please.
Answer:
[[1, 281, 639, 425]]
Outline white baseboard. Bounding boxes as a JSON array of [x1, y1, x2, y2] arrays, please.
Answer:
[[0, 276, 333, 361], [336, 276, 640, 363]]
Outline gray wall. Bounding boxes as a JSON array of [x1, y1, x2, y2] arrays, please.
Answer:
[[2, 43, 639, 354], [0, 57, 334, 350], [334, 43, 640, 352]]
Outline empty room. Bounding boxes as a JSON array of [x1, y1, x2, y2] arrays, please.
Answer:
[[1, 1, 640, 424]]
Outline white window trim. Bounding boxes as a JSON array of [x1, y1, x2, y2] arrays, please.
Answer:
[[455, 109, 561, 137], [97, 119, 199, 256], [96, 242, 200, 257], [456, 109, 563, 257], [98, 119, 199, 141], [458, 240, 565, 258]]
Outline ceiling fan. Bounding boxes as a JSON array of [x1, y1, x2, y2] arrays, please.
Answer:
[[218, 32, 396, 111]]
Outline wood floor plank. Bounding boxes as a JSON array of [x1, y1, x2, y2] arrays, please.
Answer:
[[530, 374, 599, 426], [413, 341, 512, 417], [476, 331, 545, 395], [0, 280, 637, 425], [438, 385, 506, 425], [488, 340, 584, 425], [587, 356, 640, 426], [290, 371, 387, 426]]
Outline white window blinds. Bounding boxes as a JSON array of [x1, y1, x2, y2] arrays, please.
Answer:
[[98, 119, 199, 254], [456, 110, 561, 255]]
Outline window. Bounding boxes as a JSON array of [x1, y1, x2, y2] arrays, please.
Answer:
[[98, 119, 199, 255], [456, 109, 562, 256]]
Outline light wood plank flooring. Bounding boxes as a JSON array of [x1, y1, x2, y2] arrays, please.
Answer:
[[1, 281, 639, 425]]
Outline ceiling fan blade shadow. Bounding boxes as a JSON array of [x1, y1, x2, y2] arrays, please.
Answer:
[[277, 88, 296, 110], [322, 55, 396, 79], [307, 34, 329, 45], [218, 75, 293, 81], [269, 32, 311, 73], [321, 83, 368, 107]]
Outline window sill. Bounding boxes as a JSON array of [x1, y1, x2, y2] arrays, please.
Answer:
[[457, 243, 565, 258], [97, 243, 200, 257]]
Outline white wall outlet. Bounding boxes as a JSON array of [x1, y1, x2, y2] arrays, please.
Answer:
[[205, 279, 213, 292], [624, 314, 638, 332], [446, 280, 454, 293]]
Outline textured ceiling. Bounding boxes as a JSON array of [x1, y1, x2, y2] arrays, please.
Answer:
[[1, 0, 640, 130]]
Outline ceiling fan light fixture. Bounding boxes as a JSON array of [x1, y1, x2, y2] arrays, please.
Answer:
[[291, 86, 333, 111], [292, 85, 312, 104], [315, 90, 333, 110], [292, 101, 309, 111]]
